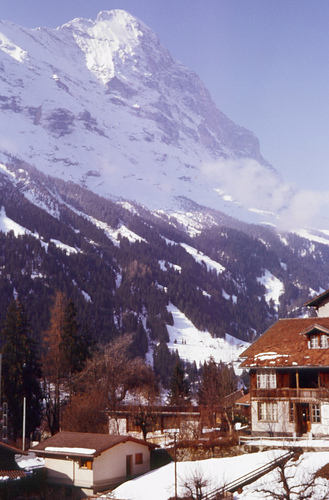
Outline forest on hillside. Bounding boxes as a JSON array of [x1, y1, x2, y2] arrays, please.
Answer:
[[1, 166, 329, 445]]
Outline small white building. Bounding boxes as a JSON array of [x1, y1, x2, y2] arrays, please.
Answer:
[[31, 431, 158, 498]]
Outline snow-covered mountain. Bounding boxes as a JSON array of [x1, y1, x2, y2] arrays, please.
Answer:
[[0, 9, 285, 223], [2, 9, 329, 375]]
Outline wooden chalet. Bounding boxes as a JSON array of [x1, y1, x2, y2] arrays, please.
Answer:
[[0, 441, 28, 498], [239, 289, 329, 437]]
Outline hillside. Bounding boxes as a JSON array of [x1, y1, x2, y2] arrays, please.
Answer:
[[0, 10, 329, 377], [1, 159, 329, 381]]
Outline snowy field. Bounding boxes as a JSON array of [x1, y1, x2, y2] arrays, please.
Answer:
[[112, 450, 329, 500], [166, 303, 249, 369], [0, 206, 77, 254]]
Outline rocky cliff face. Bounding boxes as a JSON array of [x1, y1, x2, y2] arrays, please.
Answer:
[[0, 9, 274, 215]]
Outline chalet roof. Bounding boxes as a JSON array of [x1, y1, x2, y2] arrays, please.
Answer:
[[234, 393, 250, 407], [0, 469, 26, 479], [0, 441, 28, 456], [304, 289, 329, 308], [222, 389, 245, 408], [31, 431, 157, 458], [239, 317, 329, 368]]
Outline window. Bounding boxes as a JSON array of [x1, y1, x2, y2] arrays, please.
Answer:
[[309, 334, 329, 349], [257, 369, 276, 389], [289, 401, 295, 422], [310, 335, 319, 349], [135, 453, 143, 465], [79, 459, 93, 470], [311, 404, 321, 423], [258, 402, 278, 422]]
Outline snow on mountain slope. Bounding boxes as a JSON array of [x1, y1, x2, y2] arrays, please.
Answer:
[[0, 10, 286, 226], [257, 269, 284, 308], [0, 205, 27, 236], [0, 205, 77, 254], [180, 243, 225, 274], [166, 303, 249, 370]]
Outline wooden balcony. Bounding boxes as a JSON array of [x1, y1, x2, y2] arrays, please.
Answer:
[[250, 387, 329, 400]]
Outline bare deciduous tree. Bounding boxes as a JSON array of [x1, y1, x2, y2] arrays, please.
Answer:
[[252, 452, 329, 500], [65, 335, 157, 433], [182, 465, 211, 500], [42, 290, 66, 435], [131, 370, 160, 440]]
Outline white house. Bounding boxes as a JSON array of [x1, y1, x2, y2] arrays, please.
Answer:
[[240, 289, 329, 437], [31, 431, 158, 497]]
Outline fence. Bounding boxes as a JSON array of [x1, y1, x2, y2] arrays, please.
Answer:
[[206, 450, 296, 499], [238, 434, 329, 448]]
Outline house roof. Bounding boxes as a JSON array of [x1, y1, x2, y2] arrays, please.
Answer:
[[31, 432, 158, 458], [0, 441, 28, 456], [239, 317, 329, 368], [234, 393, 250, 407], [304, 289, 329, 309], [222, 389, 245, 408], [0, 469, 26, 479]]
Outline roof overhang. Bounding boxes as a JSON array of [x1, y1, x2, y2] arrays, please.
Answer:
[[300, 324, 329, 337], [304, 290, 329, 308], [34, 450, 95, 460]]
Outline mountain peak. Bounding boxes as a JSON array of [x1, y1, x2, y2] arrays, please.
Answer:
[[96, 9, 142, 25], [0, 10, 277, 223]]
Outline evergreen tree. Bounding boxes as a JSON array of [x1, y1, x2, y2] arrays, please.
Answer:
[[168, 361, 191, 406], [1, 299, 42, 442], [198, 357, 238, 406], [60, 299, 91, 376], [198, 357, 221, 407]]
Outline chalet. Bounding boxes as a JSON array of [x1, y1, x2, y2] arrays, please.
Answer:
[[31, 431, 158, 498], [0, 441, 28, 498], [234, 392, 251, 422], [0, 440, 27, 480], [239, 290, 329, 437]]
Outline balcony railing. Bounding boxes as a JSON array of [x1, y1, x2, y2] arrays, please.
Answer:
[[250, 387, 329, 400]]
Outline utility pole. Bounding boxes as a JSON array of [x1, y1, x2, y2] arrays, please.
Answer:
[[174, 431, 177, 500], [0, 353, 2, 409], [0, 353, 2, 442], [22, 397, 26, 451]]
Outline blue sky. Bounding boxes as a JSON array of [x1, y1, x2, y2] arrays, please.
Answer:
[[1, 0, 329, 192]]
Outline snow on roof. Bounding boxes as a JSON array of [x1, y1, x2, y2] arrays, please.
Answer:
[[32, 431, 157, 457], [45, 446, 96, 455], [254, 352, 290, 361], [240, 317, 329, 368]]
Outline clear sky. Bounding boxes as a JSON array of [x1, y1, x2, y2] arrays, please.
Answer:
[[1, 0, 329, 192]]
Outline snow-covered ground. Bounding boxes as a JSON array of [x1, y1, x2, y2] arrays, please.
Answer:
[[257, 269, 284, 307], [0, 206, 77, 254], [18, 446, 329, 499], [237, 451, 329, 500], [180, 242, 225, 274], [166, 303, 249, 370], [112, 450, 329, 500], [0, 205, 28, 237]]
